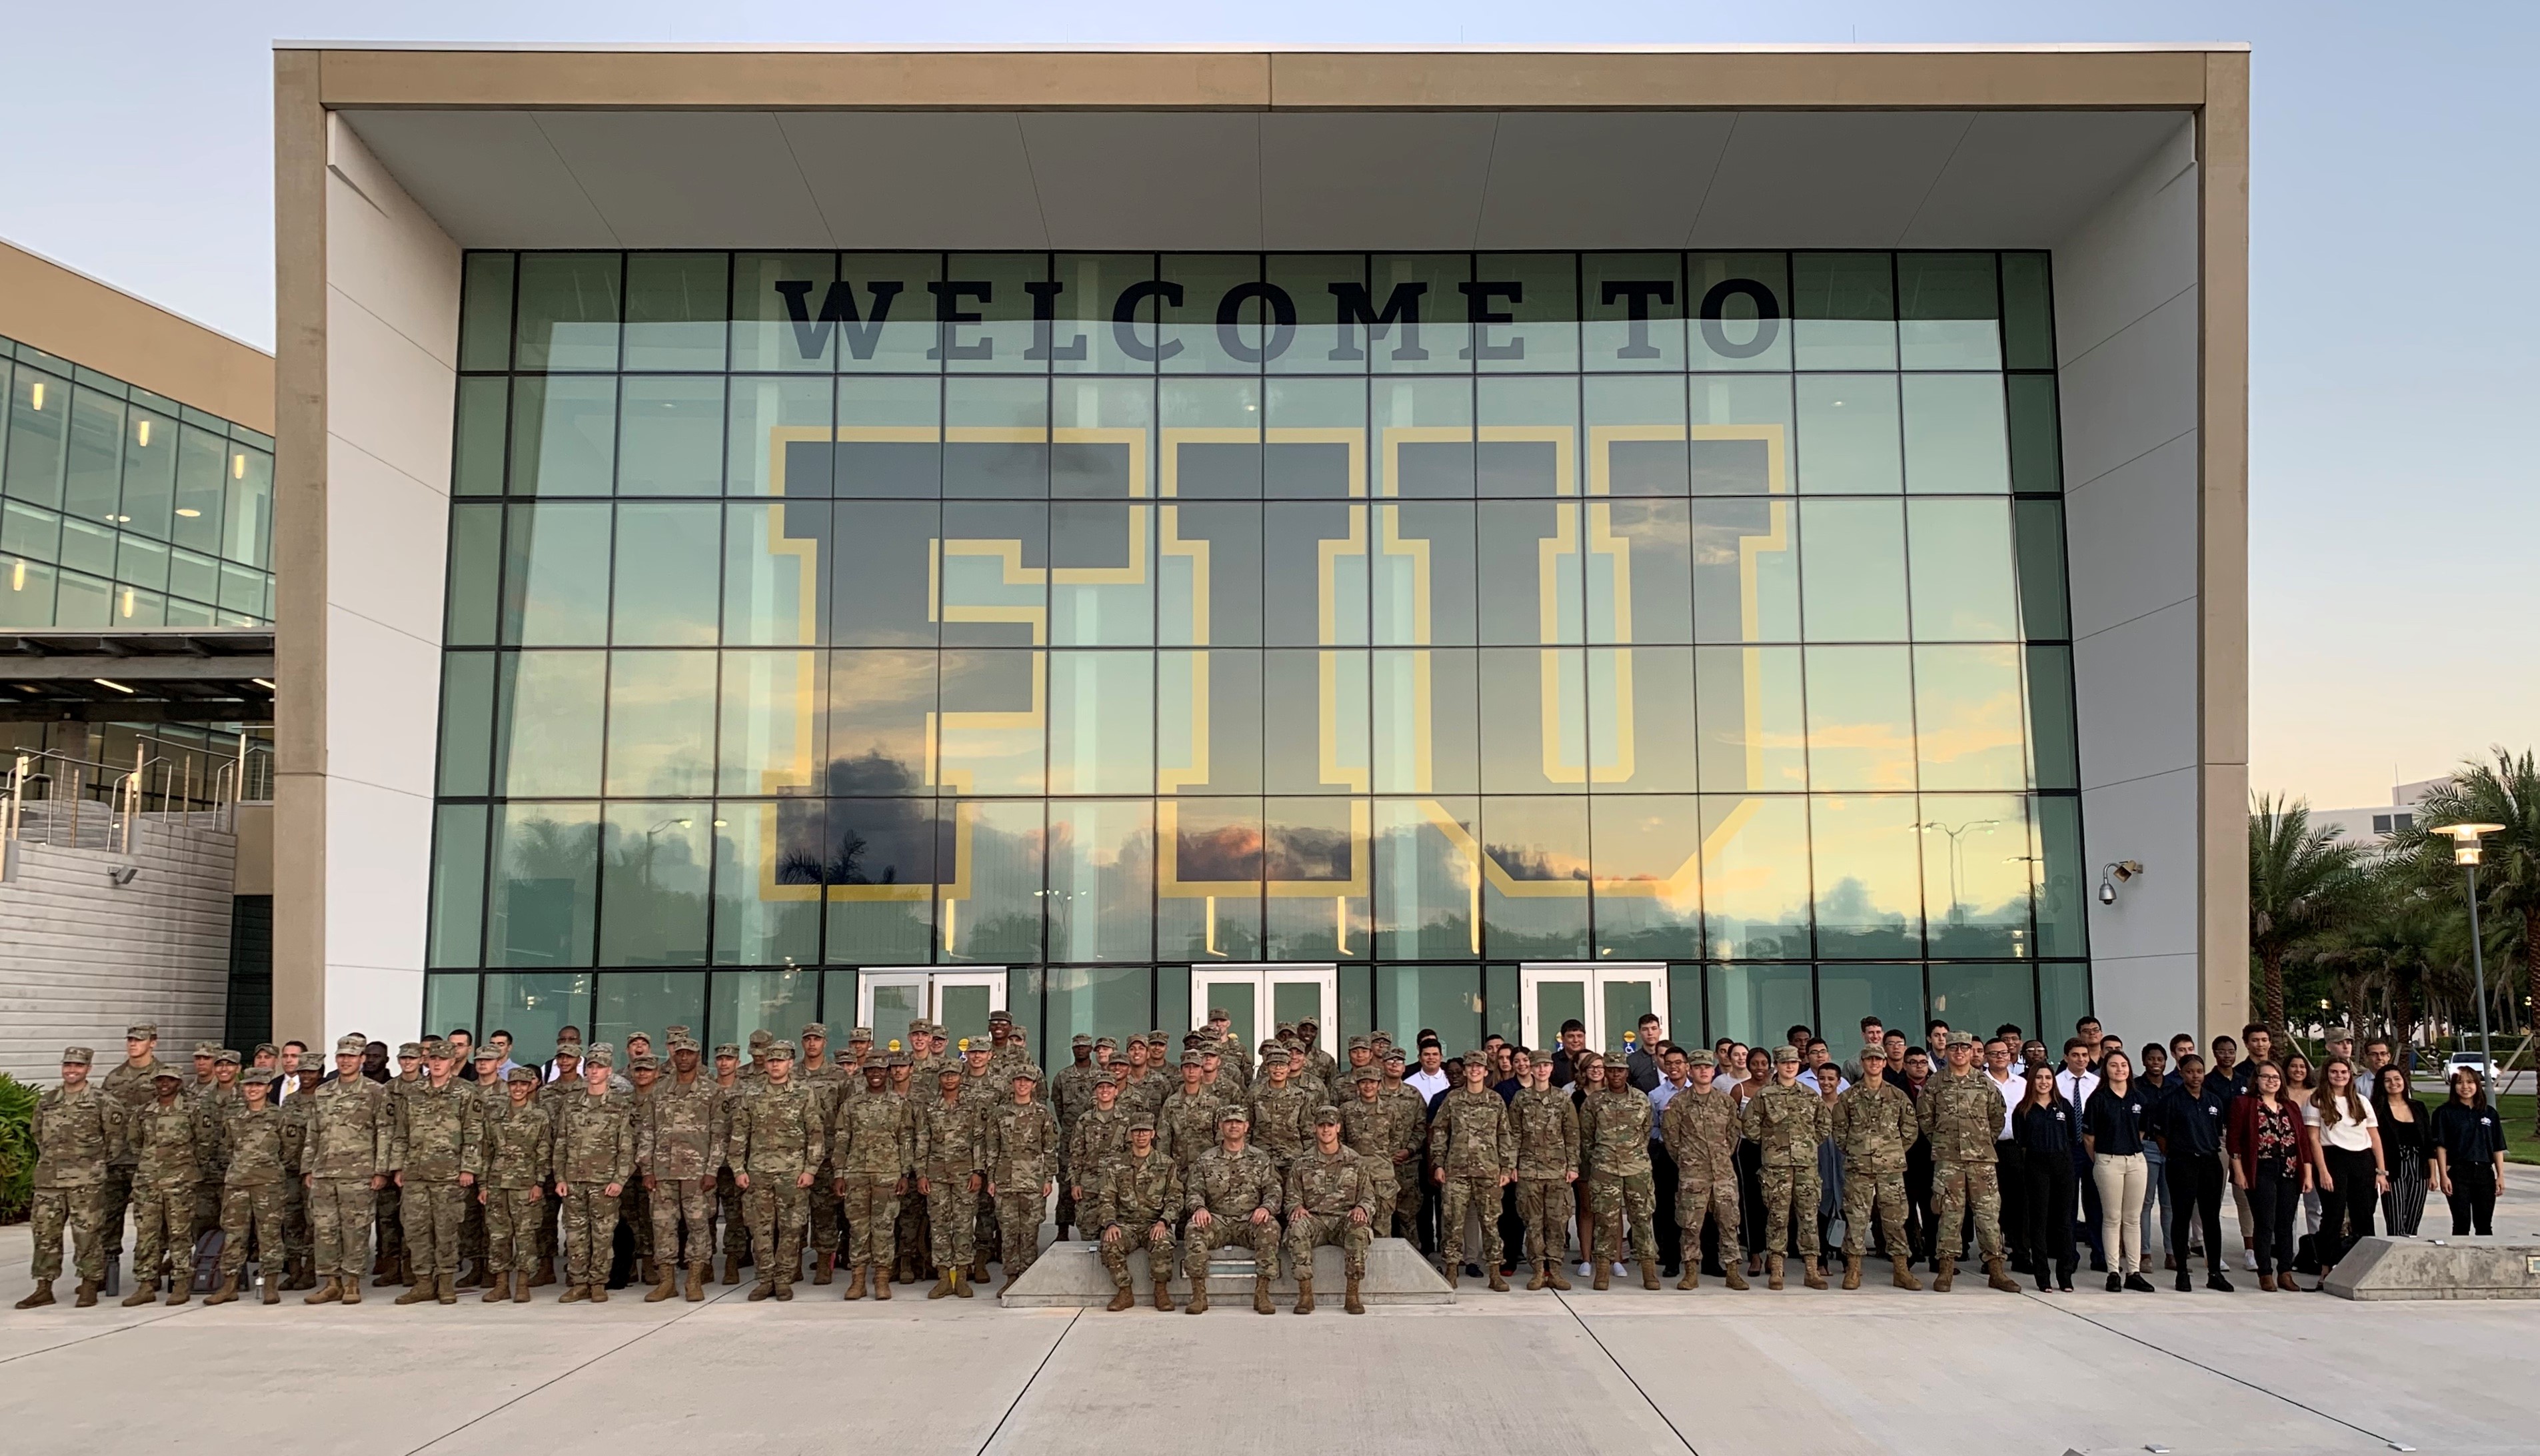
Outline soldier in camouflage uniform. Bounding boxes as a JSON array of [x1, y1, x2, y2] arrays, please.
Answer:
[[551, 1044, 635, 1303], [301, 1036, 391, 1305], [710, 1043, 751, 1283], [1248, 1048, 1315, 1180], [1180, 1107, 1282, 1315], [1510, 1053, 1581, 1290], [1050, 1034, 1102, 1239], [621, 1054, 660, 1283], [954, 1040, 1006, 1277], [636, 1036, 722, 1303], [373, 1040, 425, 1289], [1918, 1032, 2021, 1293], [389, 1039, 478, 1306], [1068, 1072, 1132, 1211], [1152, 1052, 1219, 1172], [1740, 1046, 1831, 1290], [1294, 1020, 1340, 1100], [189, 1049, 243, 1244], [796, 1024, 845, 1285], [1284, 1105, 1384, 1315], [1428, 1054, 1515, 1291], [988, 1067, 1060, 1285], [830, 1060, 914, 1300], [206, 1069, 298, 1305], [97, 1024, 168, 1292], [1092, 1117, 1181, 1311], [458, 1044, 504, 1286], [1582, 1055, 1662, 1291], [121, 1068, 217, 1305], [915, 1062, 988, 1298], [729, 1040, 822, 1302], [275, 1048, 319, 1290], [19, 1047, 124, 1308], [1378, 1050, 1428, 1239], [1829, 1043, 1923, 1291], [530, 1035, 584, 1287], [469, 1066, 551, 1303], [883, 1050, 932, 1285], [1659, 1050, 1748, 1290]]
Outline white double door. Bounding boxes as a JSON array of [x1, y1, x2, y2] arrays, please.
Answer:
[[1188, 964, 1339, 1057], [858, 968, 1006, 1052], [1518, 962, 1670, 1054]]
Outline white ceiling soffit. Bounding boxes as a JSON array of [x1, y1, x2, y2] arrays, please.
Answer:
[[337, 107, 2190, 253]]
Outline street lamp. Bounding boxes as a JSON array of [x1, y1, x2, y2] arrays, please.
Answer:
[[2432, 821, 2505, 1084], [1917, 819, 1997, 924]]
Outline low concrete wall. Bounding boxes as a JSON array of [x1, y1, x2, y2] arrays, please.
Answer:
[[1002, 1235, 1452, 1307], [2324, 1236, 2540, 1301]]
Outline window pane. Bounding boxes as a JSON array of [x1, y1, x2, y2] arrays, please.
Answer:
[[1051, 501, 1154, 645], [1268, 379, 1363, 490], [595, 972, 708, 1052], [1158, 797, 1263, 962], [1798, 499, 1907, 641], [1688, 252, 1790, 373], [459, 253, 516, 372], [489, 803, 599, 968], [63, 387, 123, 525], [1267, 797, 1369, 961], [730, 252, 832, 373], [1913, 644, 2028, 791], [436, 651, 495, 796], [719, 650, 822, 796], [1475, 253, 1578, 374], [712, 968, 820, 1049], [1902, 374, 2009, 494], [823, 648, 932, 796], [119, 402, 177, 539], [1795, 374, 1901, 494], [937, 648, 1045, 795], [832, 499, 940, 646], [1810, 794, 1924, 958], [1906, 498, 2019, 641], [1696, 645, 1807, 794], [1792, 253, 1894, 370], [1690, 494, 1798, 642], [515, 253, 621, 371], [2038, 962, 2091, 1038], [1266, 502, 1368, 646], [1897, 253, 2001, 370], [824, 798, 940, 964], [55, 569, 110, 628], [1376, 965, 1482, 1056], [1480, 795, 1590, 959], [1584, 253, 1686, 372], [1591, 645, 1697, 793], [1479, 646, 1585, 794], [612, 502, 721, 645], [495, 650, 605, 797], [170, 425, 224, 551], [599, 804, 711, 966], [623, 253, 730, 372], [940, 798, 1044, 964], [1372, 796, 1481, 960], [2025, 646, 2078, 790], [944, 378, 1048, 496], [510, 376, 617, 495], [2032, 795, 2087, 958], [1586, 376, 1688, 497], [482, 973, 593, 1062], [1364, 253, 1470, 374], [1589, 794, 1703, 958], [424, 975, 483, 1042], [1701, 795, 1810, 959], [2001, 253, 2055, 370], [501, 502, 611, 644], [1477, 499, 1580, 644], [605, 650, 716, 796], [1804, 645, 1915, 792], [1050, 799, 1154, 963], [1706, 963, 1813, 1051], [2007, 374, 2061, 494], [1374, 500, 1476, 646], [1927, 963, 2035, 1045], [1816, 964, 1925, 1050], [722, 501, 826, 646], [0, 556, 55, 626], [938, 252, 1045, 373], [940, 500, 1046, 646], [1592, 498, 1692, 645], [1374, 646, 1479, 795], [1374, 378, 1473, 498], [452, 377, 508, 496], [2012, 497, 2069, 639], [724, 376, 833, 498], [1158, 253, 1264, 375], [617, 377, 725, 496], [1044, 965, 1152, 1049], [836, 254, 940, 372], [1264, 648, 1369, 794], [1158, 647, 1261, 795], [429, 804, 489, 967], [115, 535, 167, 593], [227, 448, 273, 568], [1921, 794, 2032, 958], [1050, 650, 1154, 794], [6, 366, 69, 506], [838, 376, 942, 497], [711, 801, 824, 966], [1159, 502, 1260, 647]]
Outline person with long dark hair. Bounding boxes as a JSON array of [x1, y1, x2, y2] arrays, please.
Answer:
[[2013, 1063, 2077, 1291], [2225, 1060, 2311, 1293], [2081, 1050, 2155, 1292], [2370, 1063, 2431, 1237], [2432, 1068, 2509, 1235], [2309, 1057, 2385, 1285]]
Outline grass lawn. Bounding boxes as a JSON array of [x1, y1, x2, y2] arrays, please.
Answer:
[[2499, 1095, 2539, 1165]]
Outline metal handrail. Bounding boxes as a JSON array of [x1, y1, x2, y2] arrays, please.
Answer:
[[5, 734, 265, 847]]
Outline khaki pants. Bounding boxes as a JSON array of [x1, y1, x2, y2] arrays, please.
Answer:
[[2092, 1152, 2149, 1275], [219, 1184, 288, 1281], [310, 1177, 374, 1280], [402, 1181, 467, 1278], [483, 1186, 543, 1273], [1099, 1220, 1177, 1287], [650, 1179, 714, 1270], [131, 1180, 200, 1285], [839, 1176, 900, 1267], [1284, 1211, 1372, 1279], [29, 1185, 105, 1282]]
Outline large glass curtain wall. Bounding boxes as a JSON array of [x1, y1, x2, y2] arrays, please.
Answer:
[[423, 249, 2088, 1054], [0, 333, 277, 630]]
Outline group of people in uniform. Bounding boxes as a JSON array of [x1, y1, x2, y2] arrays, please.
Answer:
[[18, 1009, 2033, 1315]]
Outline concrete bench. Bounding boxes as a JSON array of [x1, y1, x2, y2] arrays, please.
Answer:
[[1000, 1235, 1453, 1307], [2323, 1235, 2540, 1301]]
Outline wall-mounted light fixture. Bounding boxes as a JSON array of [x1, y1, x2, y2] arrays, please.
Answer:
[[2097, 860, 2144, 905]]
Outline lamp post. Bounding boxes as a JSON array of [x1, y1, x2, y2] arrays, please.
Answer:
[[1917, 819, 1997, 925], [2432, 822, 2505, 1084]]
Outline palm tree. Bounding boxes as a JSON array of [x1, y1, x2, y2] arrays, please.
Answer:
[[2405, 749, 2540, 1095], [2248, 794, 2372, 1036]]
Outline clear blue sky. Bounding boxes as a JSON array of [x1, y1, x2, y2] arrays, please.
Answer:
[[3, 1, 2530, 808]]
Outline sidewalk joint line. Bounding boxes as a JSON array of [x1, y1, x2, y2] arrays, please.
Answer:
[[1553, 1290, 1702, 1454], [2022, 1289, 2397, 1446], [974, 1307, 1081, 1455]]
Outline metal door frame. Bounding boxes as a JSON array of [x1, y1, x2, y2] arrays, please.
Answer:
[[856, 967, 1009, 1040], [1187, 963, 1340, 1056], [1517, 962, 1670, 1051]]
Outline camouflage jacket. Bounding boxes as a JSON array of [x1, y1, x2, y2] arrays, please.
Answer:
[[97, 1058, 167, 1167], [1090, 1149, 1180, 1230], [1738, 1080, 1831, 1170], [1510, 1086, 1582, 1179], [218, 1103, 300, 1187], [1051, 1060, 1103, 1131], [32, 1083, 123, 1188], [470, 1096, 555, 1189], [1660, 1086, 1740, 1181], [127, 1095, 219, 1188], [988, 1101, 1060, 1187], [1340, 1095, 1412, 1172], [552, 1091, 635, 1187], [1285, 1145, 1386, 1219], [1068, 1105, 1132, 1183], [1917, 1068, 2003, 1164], [726, 1080, 822, 1178], [831, 1090, 916, 1179], [1428, 1086, 1514, 1177], [636, 1076, 724, 1182], [390, 1079, 479, 1182], [1579, 1088, 1654, 1177], [1120, 1070, 1174, 1121], [303, 1076, 390, 1181], [913, 1096, 990, 1181], [1154, 1088, 1225, 1168], [1380, 1084, 1430, 1161], [1184, 1143, 1282, 1219], [1831, 1080, 1919, 1175], [1248, 1082, 1316, 1164]]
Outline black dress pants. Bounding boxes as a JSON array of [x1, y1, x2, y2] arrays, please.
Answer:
[[2447, 1162, 2497, 1235], [2165, 1150, 2227, 1275], [2020, 1153, 2075, 1278]]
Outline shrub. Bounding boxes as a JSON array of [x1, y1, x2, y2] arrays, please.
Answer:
[[0, 1072, 38, 1223]]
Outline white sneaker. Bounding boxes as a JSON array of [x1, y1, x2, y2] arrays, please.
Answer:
[[1578, 1261, 1593, 1277], [2240, 1249, 2257, 1271]]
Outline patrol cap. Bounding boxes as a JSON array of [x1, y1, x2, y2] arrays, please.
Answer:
[[397, 1042, 425, 1059], [419, 1038, 449, 1060], [629, 1054, 658, 1072], [334, 1034, 369, 1056], [748, 1029, 774, 1048], [1128, 1117, 1156, 1133], [1772, 1046, 1802, 1064], [1313, 1104, 1342, 1125], [1262, 1047, 1291, 1066], [296, 1051, 326, 1072], [1606, 1048, 1635, 1064], [1207, 1007, 1232, 1021], [1383, 1048, 1406, 1065], [475, 1044, 501, 1060], [713, 1043, 740, 1060], [988, 1010, 1013, 1025], [936, 1063, 966, 1080], [884, 1053, 910, 1069], [152, 1066, 185, 1082], [193, 1040, 221, 1058], [800, 1023, 828, 1040], [1183, 1032, 1207, 1050], [1859, 1044, 1889, 1062], [1352, 1067, 1381, 1084], [1094, 1037, 1118, 1051], [215, 1048, 242, 1065], [253, 1042, 279, 1059], [766, 1040, 796, 1061], [962, 1039, 990, 1056], [62, 1046, 95, 1065], [1071, 1034, 1093, 1049], [585, 1043, 617, 1068], [1216, 1105, 1250, 1126], [126, 1023, 159, 1040], [664, 1024, 694, 1040], [1094, 1071, 1120, 1087], [1010, 1067, 1042, 1087], [241, 1068, 277, 1086], [1686, 1050, 1717, 1069], [505, 1066, 541, 1085], [623, 1031, 652, 1046], [1946, 1032, 1977, 1048], [848, 1027, 874, 1043], [1297, 1019, 1320, 1033], [1347, 1035, 1370, 1051], [1178, 1051, 1202, 1068], [664, 1036, 697, 1054], [1145, 1030, 1168, 1044], [552, 1041, 582, 1061]]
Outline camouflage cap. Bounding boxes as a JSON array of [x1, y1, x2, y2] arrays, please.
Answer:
[[1947, 1032, 1977, 1048], [1094, 1037, 1118, 1051], [1606, 1048, 1636, 1065], [1145, 1030, 1168, 1044], [1009, 1066, 1042, 1084], [748, 1029, 774, 1048], [713, 1043, 740, 1060], [988, 1010, 1012, 1024], [296, 1050, 326, 1072], [152, 1066, 185, 1081], [1859, 1043, 1890, 1062], [505, 1065, 540, 1085], [1177, 1051, 1202, 1068], [664, 1036, 698, 1054], [253, 1042, 279, 1059], [241, 1068, 277, 1086], [1312, 1103, 1342, 1125], [884, 1053, 910, 1068], [1772, 1046, 1802, 1064], [585, 1043, 616, 1068], [1351, 1066, 1381, 1084], [623, 1031, 652, 1046], [629, 1054, 658, 1072], [1372, 1030, 1394, 1044], [61, 1046, 94, 1064], [125, 1024, 159, 1039], [1094, 1071, 1120, 1087], [800, 1023, 828, 1040], [334, 1034, 368, 1056], [1206, 1007, 1232, 1021], [418, 1038, 450, 1060], [1383, 1048, 1407, 1064], [936, 1062, 966, 1080], [552, 1042, 581, 1061], [215, 1048, 243, 1065], [1297, 1019, 1320, 1032], [193, 1040, 221, 1058], [1071, 1034, 1094, 1048], [664, 1024, 694, 1040], [766, 1040, 797, 1060], [962, 1038, 991, 1056], [473, 1045, 502, 1062], [1183, 1032, 1207, 1049], [1686, 1050, 1717, 1069], [1128, 1117, 1157, 1133], [397, 1042, 425, 1059], [1347, 1035, 1370, 1050], [848, 1027, 874, 1042], [1261, 1047, 1291, 1065], [1215, 1105, 1251, 1126]]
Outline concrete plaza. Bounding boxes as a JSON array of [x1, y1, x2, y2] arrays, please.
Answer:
[[5, 1187, 2535, 1456]]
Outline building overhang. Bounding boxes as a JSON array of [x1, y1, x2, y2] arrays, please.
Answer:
[[1, 630, 277, 723]]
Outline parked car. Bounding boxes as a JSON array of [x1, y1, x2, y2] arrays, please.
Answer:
[[2445, 1049, 2504, 1082]]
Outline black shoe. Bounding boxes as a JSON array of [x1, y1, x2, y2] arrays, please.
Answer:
[[2207, 1273, 2234, 1293], [2089, 1255, 2108, 1273], [2105, 1273, 2122, 1292], [2057, 1275, 2074, 1292], [2174, 1272, 2192, 1293], [2124, 1273, 2157, 1293]]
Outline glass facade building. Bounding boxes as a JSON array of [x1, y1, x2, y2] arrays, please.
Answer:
[[421, 249, 2089, 1056], [0, 333, 277, 629]]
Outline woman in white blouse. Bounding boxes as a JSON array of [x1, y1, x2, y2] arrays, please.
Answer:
[[2308, 1057, 2387, 1288]]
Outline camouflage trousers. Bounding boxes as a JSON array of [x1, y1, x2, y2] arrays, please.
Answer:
[[191, 1176, 224, 1242], [29, 1185, 105, 1282], [281, 1174, 311, 1267], [1932, 1158, 2004, 1261], [897, 1187, 934, 1274], [1285, 1211, 1373, 1279], [98, 1165, 133, 1259], [401, 1181, 467, 1277], [649, 1179, 715, 1269], [459, 1181, 487, 1265], [1760, 1164, 1823, 1259], [1052, 1148, 1076, 1234], [1438, 1175, 1505, 1268], [807, 1160, 842, 1255], [376, 1181, 405, 1265], [1180, 1212, 1280, 1279], [1390, 1163, 1423, 1239], [620, 1178, 651, 1262], [538, 1180, 562, 1265], [838, 1175, 900, 1267], [311, 1177, 376, 1280], [1676, 1169, 1744, 1263], [482, 1185, 544, 1273], [560, 1185, 621, 1287], [996, 1187, 1046, 1274], [1516, 1176, 1573, 1264], [924, 1178, 976, 1271], [1842, 1167, 1910, 1261], [218, 1183, 288, 1281], [1098, 1219, 1177, 1287], [1589, 1170, 1659, 1265], [131, 1178, 202, 1285], [744, 1180, 808, 1282], [716, 1173, 750, 1261], [974, 1189, 1000, 1266]]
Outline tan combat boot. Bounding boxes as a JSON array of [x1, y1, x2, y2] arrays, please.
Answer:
[[261, 1271, 282, 1305], [303, 1276, 341, 1305], [814, 1252, 834, 1286], [437, 1271, 457, 1305], [1443, 1261, 1460, 1290], [840, 1265, 866, 1301], [1183, 1281, 1208, 1314], [722, 1253, 742, 1285], [75, 1278, 99, 1307], [1153, 1271, 1176, 1312], [205, 1273, 239, 1306], [373, 1255, 401, 1289], [17, 1279, 54, 1309], [1292, 1277, 1315, 1314], [339, 1277, 362, 1305], [1803, 1257, 1828, 1291], [646, 1267, 677, 1302], [1891, 1256, 1922, 1291], [123, 1277, 160, 1307], [639, 1255, 658, 1286], [590, 1280, 610, 1303], [872, 1265, 891, 1301], [1677, 1263, 1699, 1291], [744, 1278, 773, 1302], [927, 1271, 954, 1299], [1591, 1256, 1611, 1291], [1344, 1275, 1364, 1314], [455, 1260, 483, 1291], [1546, 1260, 1572, 1291], [1640, 1259, 1660, 1291], [1842, 1255, 1862, 1291], [1490, 1266, 1512, 1292], [1252, 1275, 1275, 1315], [511, 1273, 531, 1303], [1985, 1257, 2021, 1294], [1724, 1260, 1750, 1291], [686, 1265, 705, 1301], [1107, 1284, 1136, 1311], [395, 1271, 435, 1305], [560, 1282, 590, 1304], [1528, 1262, 1550, 1291], [1933, 1258, 1956, 1293], [950, 1268, 973, 1298], [1766, 1253, 1785, 1291], [285, 1257, 315, 1291], [482, 1272, 511, 1303], [530, 1257, 556, 1288]]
